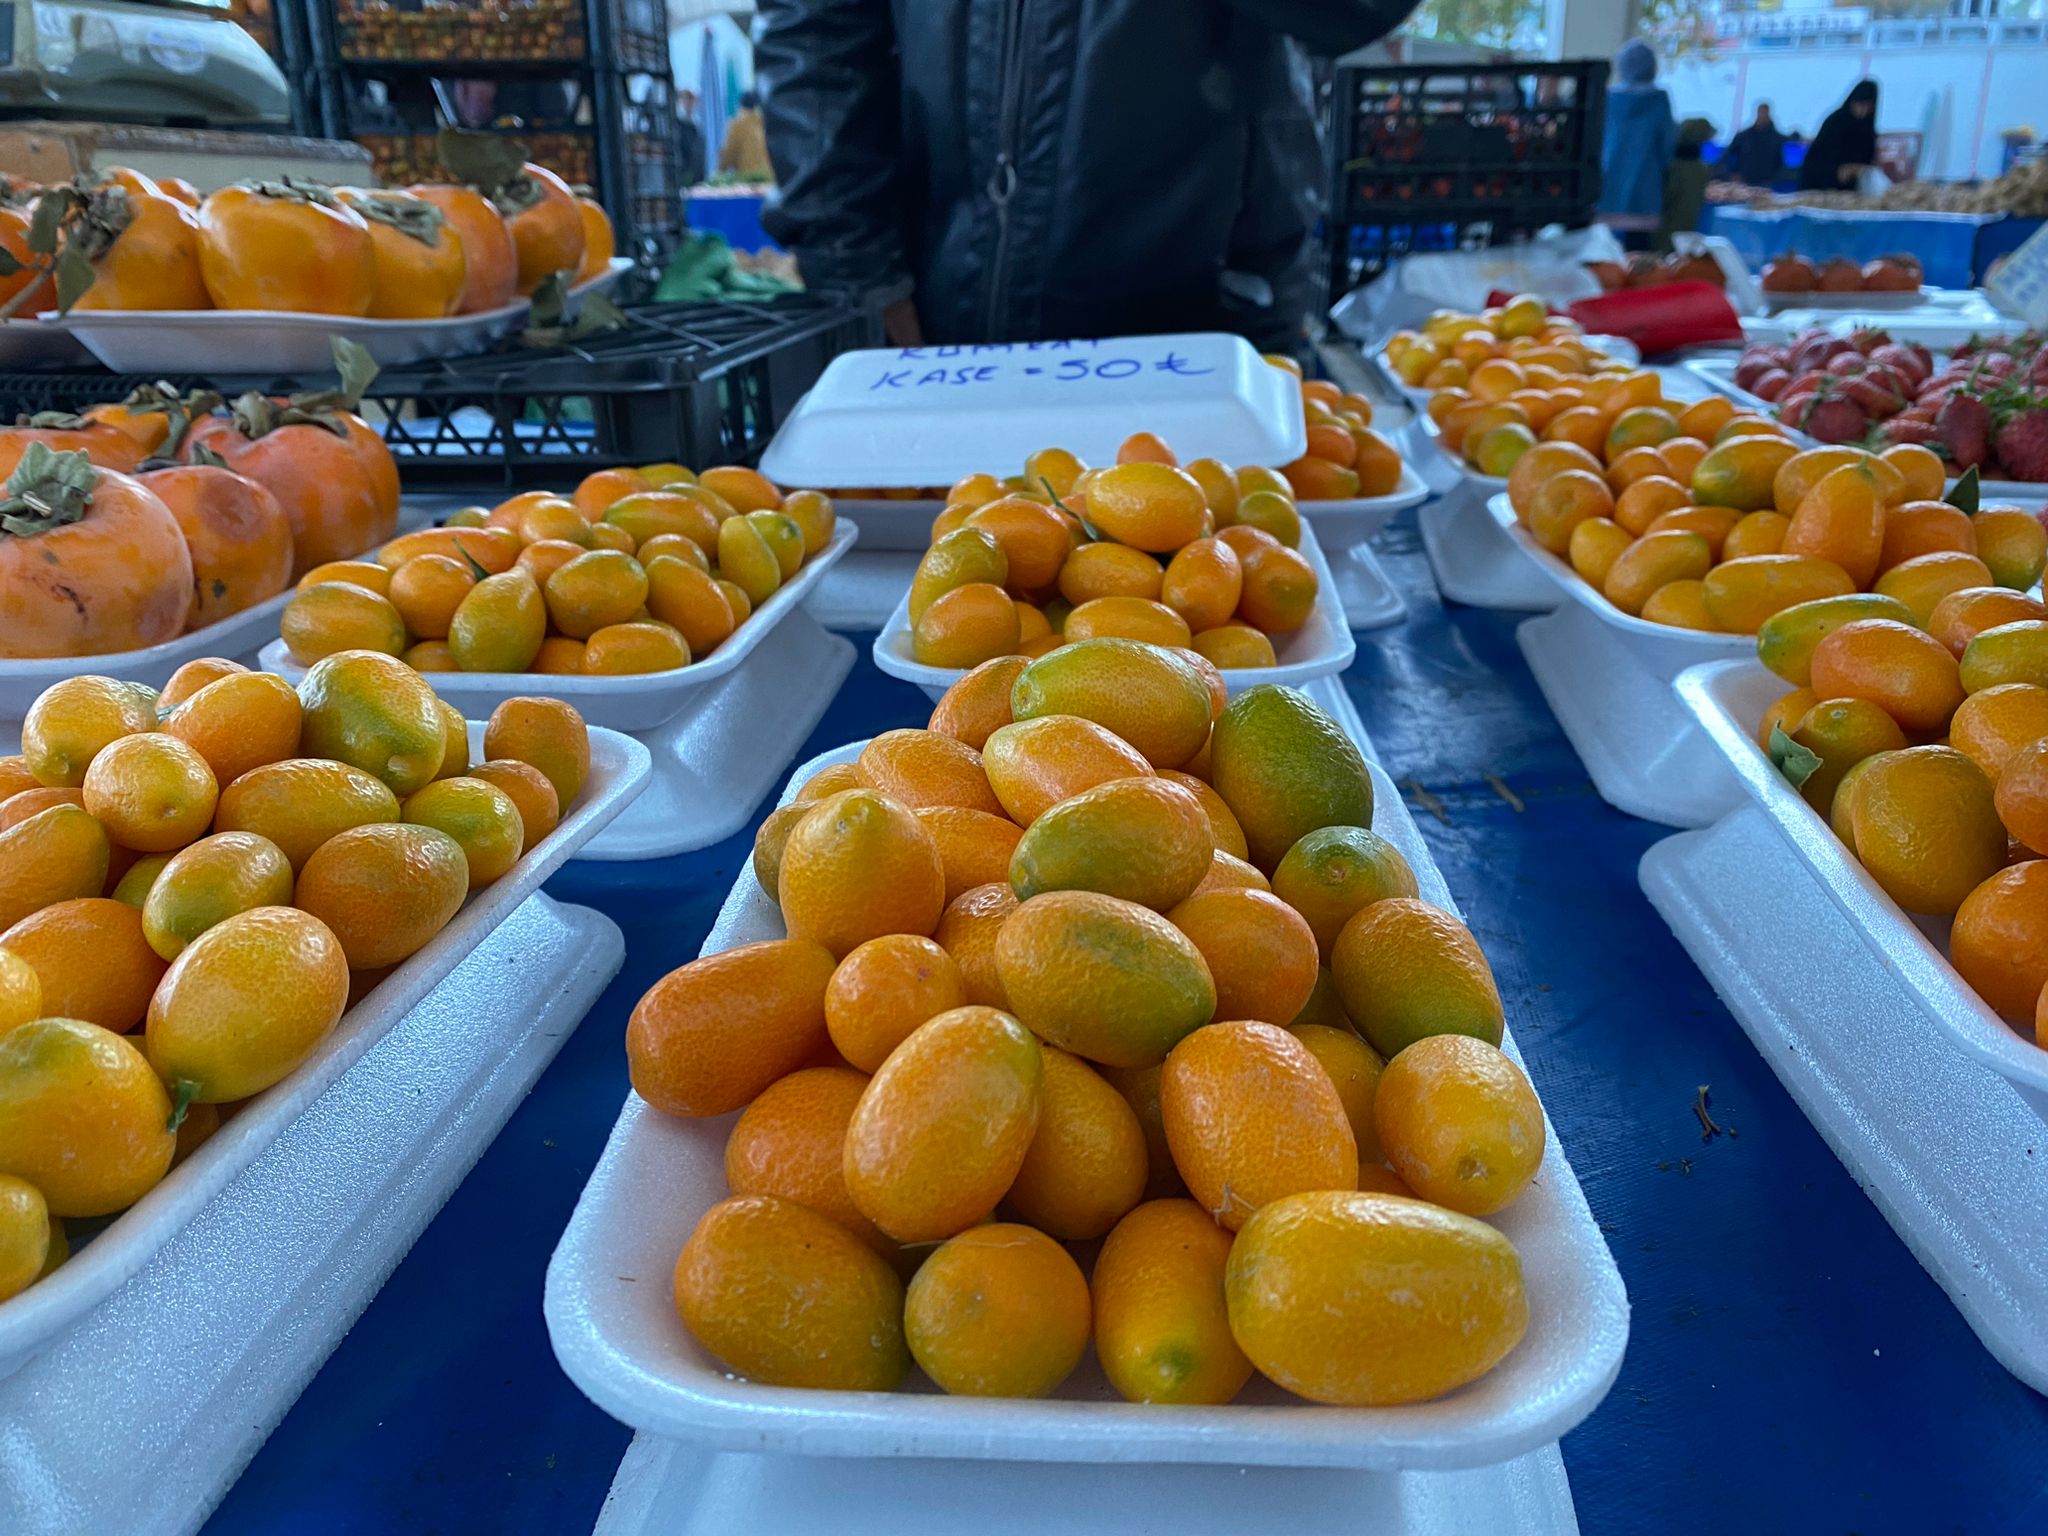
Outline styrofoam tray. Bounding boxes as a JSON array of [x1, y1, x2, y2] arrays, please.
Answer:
[[1686, 357, 2048, 504], [1417, 484, 1560, 613], [831, 499, 943, 554], [55, 258, 632, 375], [1677, 658, 2048, 1100], [1760, 287, 1929, 314], [0, 723, 652, 1381], [1298, 463, 1432, 544], [590, 1435, 1583, 1536], [0, 495, 438, 724], [0, 316, 92, 367], [872, 520, 1355, 701], [1641, 808, 2048, 1394], [544, 719, 1629, 1471], [0, 892, 624, 1536], [1485, 494, 1750, 657], [758, 333, 1310, 490], [261, 523, 858, 732]]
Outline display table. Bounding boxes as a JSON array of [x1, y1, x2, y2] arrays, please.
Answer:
[[194, 505, 2048, 1536], [1701, 203, 2011, 288]]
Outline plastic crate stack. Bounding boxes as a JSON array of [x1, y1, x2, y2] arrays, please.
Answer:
[[300, 0, 681, 268], [0, 299, 876, 489], [1324, 59, 1609, 305]]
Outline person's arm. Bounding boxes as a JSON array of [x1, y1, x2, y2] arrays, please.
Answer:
[[1217, 0, 1418, 54], [755, 0, 912, 308]]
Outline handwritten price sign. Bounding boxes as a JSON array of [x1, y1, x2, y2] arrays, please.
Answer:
[[761, 333, 1306, 488]]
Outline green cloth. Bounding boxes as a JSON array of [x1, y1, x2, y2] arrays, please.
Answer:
[[654, 232, 800, 303]]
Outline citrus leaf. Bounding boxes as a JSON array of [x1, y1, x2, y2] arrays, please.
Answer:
[[1768, 725, 1823, 789], [1947, 463, 1980, 515], [457, 541, 492, 581]]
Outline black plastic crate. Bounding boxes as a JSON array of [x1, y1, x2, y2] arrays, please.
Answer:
[[0, 300, 872, 491], [326, 0, 664, 71], [1325, 60, 1608, 302]]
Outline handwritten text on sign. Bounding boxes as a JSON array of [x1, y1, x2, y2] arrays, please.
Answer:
[[1989, 223, 2048, 331], [867, 340, 1218, 391]]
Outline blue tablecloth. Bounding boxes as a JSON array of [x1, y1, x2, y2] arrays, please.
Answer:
[[202, 512, 2048, 1534]]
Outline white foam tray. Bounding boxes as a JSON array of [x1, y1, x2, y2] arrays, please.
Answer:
[[832, 499, 943, 553], [1488, 493, 1749, 827], [0, 723, 651, 1381], [1686, 356, 2048, 505], [0, 498, 440, 728], [758, 333, 1309, 490], [0, 891, 624, 1536], [544, 692, 1630, 1474], [261, 523, 858, 733], [590, 1435, 1582, 1536], [1676, 659, 2048, 1102], [1299, 463, 1432, 545], [1760, 286, 1929, 314], [55, 258, 632, 375], [0, 316, 92, 367], [1641, 809, 2048, 1393], [872, 521, 1356, 701], [1417, 483, 1560, 613], [1328, 542, 1408, 632]]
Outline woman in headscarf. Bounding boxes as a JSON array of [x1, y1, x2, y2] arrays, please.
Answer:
[[1598, 40, 1676, 251], [1798, 80, 1879, 192]]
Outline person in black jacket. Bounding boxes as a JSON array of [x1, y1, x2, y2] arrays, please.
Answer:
[[754, 0, 1415, 350], [1798, 80, 1879, 193]]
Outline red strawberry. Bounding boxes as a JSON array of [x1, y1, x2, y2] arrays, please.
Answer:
[[2031, 351, 2048, 387], [1735, 357, 1775, 391], [1937, 393, 1994, 469], [1993, 405, 2048, 483], [1833, 354, 1870, 378], [1842, 375, 1903, 415], [1753, 369, 1793, 402], [1847, 327, 1890, 354], [1881, 418, 1941, 447], [1787, 391, 1869, 444], [1870, 344, 1930, 387]]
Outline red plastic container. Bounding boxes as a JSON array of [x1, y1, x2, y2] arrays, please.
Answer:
[[1566, 281, 1743, 357]]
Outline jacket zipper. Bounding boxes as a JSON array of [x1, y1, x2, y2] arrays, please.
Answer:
[[985, 0, 1031, 339]]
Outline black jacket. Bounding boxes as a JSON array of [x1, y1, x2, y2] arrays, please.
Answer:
[[755, 0, 1411, 348]]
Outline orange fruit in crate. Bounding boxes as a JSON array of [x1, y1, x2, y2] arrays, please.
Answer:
[[1330, 897, 1503, 1059], [1692, 435, 1800, 512], [981, 715, 1153, 824], [1850, 746, 2006, 914], [913, 584, 1020, 668], [916, 805, 1023, 901], [1507, 441, 1600, 519], [1270, 823, 1419, 956], [21, 676, 159, 788], [1092, 1197, 1252, 1405], [469, 759, 558, 848], [1930, 586, 2048, 657], [0, 946, 40, 1036], [1875, 551, 1995, 627], [1996, 738, 2048, 856], [403, 776, 525, 886], [1950, 861, 2048, 1019], [1975, 507, 2048, 591], [1376, 1034, 1543, 1216], [778, 790, 945, 956], [629, 938, 836, 1116], [1951, 685, 2048, 785], [927, 655, 1030, 750], [1166, 887, 1318, 1026], [213, 759, 398, 870], [1116, 431, 1178, 466], [824, 932, 967, 1074], [1085, 464, 1209, 551], [1010, 776, 1211, 910], [139, 830, 295, 961], [483, 696, 589, 808], [0, 896, 165, 1033], [856, 730, 1003, 815], [843, 1004, 1044, 1242], [1160, 1019, 1357, 1231], [0, 1017, 175, 1218], [157, 658, 247, 710], [1878, 501, 1975, 573], [1782, 462, 1886, 588], [1008, 639, 1210, 771], [1701, 555, 1855, 636], [723, 1066, 879, 1245], [905, 1223, 1091, 1398], [80, 733, 218, 854], [1290, 1022, 1384, 1161], [295, 822, 469, 968], [673, 1195, 907, 1390], [1224, 1189, 1528, 1406], [932, 881, 1019, 1008], [1005, 1044, 1148, 1240], [1064, 595, 1192, 648], [698, 466, 784, 514], [1058, 542, 1163, 606], [1809, 619, 1964, 732], [1724, 509, 1789, 561], [501, 162, 586, 295]]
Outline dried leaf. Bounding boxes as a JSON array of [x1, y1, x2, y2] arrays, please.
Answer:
[[51, 247, 95, 314], [330, 336, 380, 410], [26, 189, 64, 256], [0, 442, 98, 537], [1768, 725, 1823, 789], [436, 128, 528, 198]]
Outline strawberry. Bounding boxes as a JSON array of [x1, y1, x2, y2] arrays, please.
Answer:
[[1870, 344, 1930, 387], [1786, 389, 1868, 444], [1992, 401, 2048, 483], [1881, 418, 1941, 447], [1753, 368, 1792, 402], [1842, 374, 1904, 416], [1847, 326, 1890, 354], [2031, 351, 2048, 388], [1937, 392, 1994, 469], [1734, 357, 1775, 391]]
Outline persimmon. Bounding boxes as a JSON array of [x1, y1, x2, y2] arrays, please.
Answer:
[[72, 183, 210, 311], [574, 195, 615, 283], [140, 462, 295, 627], [0, 413, 147, 477], [196, 181, 374, 315], [0, 447, 194, 657], [502, 163, 584, 294], [407, 183, 517, 314], [185, 344, 397, 575], [83, 382, 218, 460], [0, 204, 50, 316], [335, 188, 467, 320]]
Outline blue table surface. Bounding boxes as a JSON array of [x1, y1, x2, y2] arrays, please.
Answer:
[[204, 509, 2048, 1535]]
